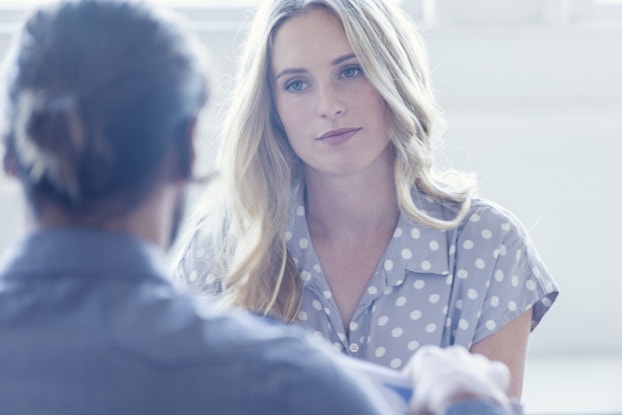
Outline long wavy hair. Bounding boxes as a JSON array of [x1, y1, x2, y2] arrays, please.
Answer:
[[187, 0, 476, 321]]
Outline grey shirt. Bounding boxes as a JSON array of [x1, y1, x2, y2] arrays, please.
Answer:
[[0, 228, 390, 415], [177, 190, 558, 370]]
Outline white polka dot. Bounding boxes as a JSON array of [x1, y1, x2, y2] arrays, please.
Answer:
[[457, 269, 468, 279], [475, 258, 486, 269], [377, 316, 389, 326], [445, 274, 453, 285], [490, 296, 499, 307], [413, 280, 425, 289], [470, 213, 481, 222], [456, 299, 463, 310], [285, 231, 292, 241], [515, 249, 523, 261], [188, 270, 197, 282], [501, 223, 511, 232], [402, 249, 413, 260], [467, 289, 478, 300], [327, 322, 333, 331], [324, 307, 331, 315], [394, 227, 403, 238], [426, 195, 434, 203], [349, 322, 359, 331], [337, 332, 346, 341], [526, 280, 536, 291], [299, 238, 309, 249], [375, 347, 386, 357], [384, 260, 394, 271], [195, 248, 205, 259], [313, 264, 322, 272], [425, 323, 437, 333], [494, 270, 504, 282], [312, 300, 322, 310], [498, 245, 507, 256], [301, 271, 311, 282], [429, 241, 440, 251], [408, 340, 420, 351], [296, 205, 305, 216], [384, 286, 393, 295], [298, 311, 308, 321], [542, 297, 552, 307], [391, 327, 404, 338], [429, 294, 440, 304], [396, 296, 407, 307], [508, 301, 517, 311], [367, 286, 378, 295], [459, 319, 469, 330], [481, 229, 492, 239], [486, 320, 497, 330], [449, 244, 456, 255], [323, 290, 332, 299], [396, 280, 404, 285], [333, 342, 342, 352], [421, 260, 432, 271], [411, 228, 421, 239], [390, 359, 402, 369], [533, 267, 543, 279], [511, 275, 519, 287], [463, 240, 474, 250], [410, 310, 422, 320]]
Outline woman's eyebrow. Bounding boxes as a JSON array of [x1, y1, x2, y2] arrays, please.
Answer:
[[275, 68, 307, 81], [274, 53, 357, 81], [332, 53, 356, 65]]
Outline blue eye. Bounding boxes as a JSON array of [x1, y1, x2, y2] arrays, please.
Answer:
[[341, 66, 361, 78], [285, 80, 307, 92]]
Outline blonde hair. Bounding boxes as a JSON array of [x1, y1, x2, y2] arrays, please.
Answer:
[[190, 0, 476, 321]]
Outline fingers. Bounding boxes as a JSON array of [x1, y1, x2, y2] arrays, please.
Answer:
[[405, 345, 512, 415]]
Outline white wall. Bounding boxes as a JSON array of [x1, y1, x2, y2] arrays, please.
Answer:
[[1, 1, 621, 412]]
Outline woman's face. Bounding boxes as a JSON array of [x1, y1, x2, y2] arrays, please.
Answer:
[[270, 7, 391, 179]]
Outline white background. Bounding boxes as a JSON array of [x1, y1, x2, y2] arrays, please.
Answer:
[[1, 1, 621, 413]]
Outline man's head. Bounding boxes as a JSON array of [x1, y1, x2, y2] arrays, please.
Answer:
[[1, 0, 208, 244]]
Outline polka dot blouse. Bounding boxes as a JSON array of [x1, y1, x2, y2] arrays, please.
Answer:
[[176, 189, 559, 370]]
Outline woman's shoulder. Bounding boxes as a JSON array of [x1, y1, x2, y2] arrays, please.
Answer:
[[171, 220, 225, 296], [458, 197, 530, 241], [411, 189, 526, 236]]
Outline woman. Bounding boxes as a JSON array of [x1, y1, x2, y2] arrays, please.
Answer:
[[175, 0, 558, 398]]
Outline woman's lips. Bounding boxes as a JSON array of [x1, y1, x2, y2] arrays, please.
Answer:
[[317, 127, 361, 145]]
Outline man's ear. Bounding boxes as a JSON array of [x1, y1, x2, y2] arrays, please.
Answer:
[[174, 115, 197, 181]]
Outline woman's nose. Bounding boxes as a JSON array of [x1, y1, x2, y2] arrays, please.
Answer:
[[317, 84, 345, 119]]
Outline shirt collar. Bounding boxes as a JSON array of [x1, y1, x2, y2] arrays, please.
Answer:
[[286, 189, 451, 288], [384, 213, 450, 286]]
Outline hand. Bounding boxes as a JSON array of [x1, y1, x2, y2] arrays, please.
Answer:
[[404, 345, 512, 415]]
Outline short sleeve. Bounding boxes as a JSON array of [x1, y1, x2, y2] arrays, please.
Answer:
[[451, 202, 559, 346]]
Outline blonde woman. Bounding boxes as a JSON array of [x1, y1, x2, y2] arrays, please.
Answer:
[[175, 0, 558, 399]]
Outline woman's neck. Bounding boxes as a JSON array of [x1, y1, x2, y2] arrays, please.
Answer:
[[304, 164, 400, 242]]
